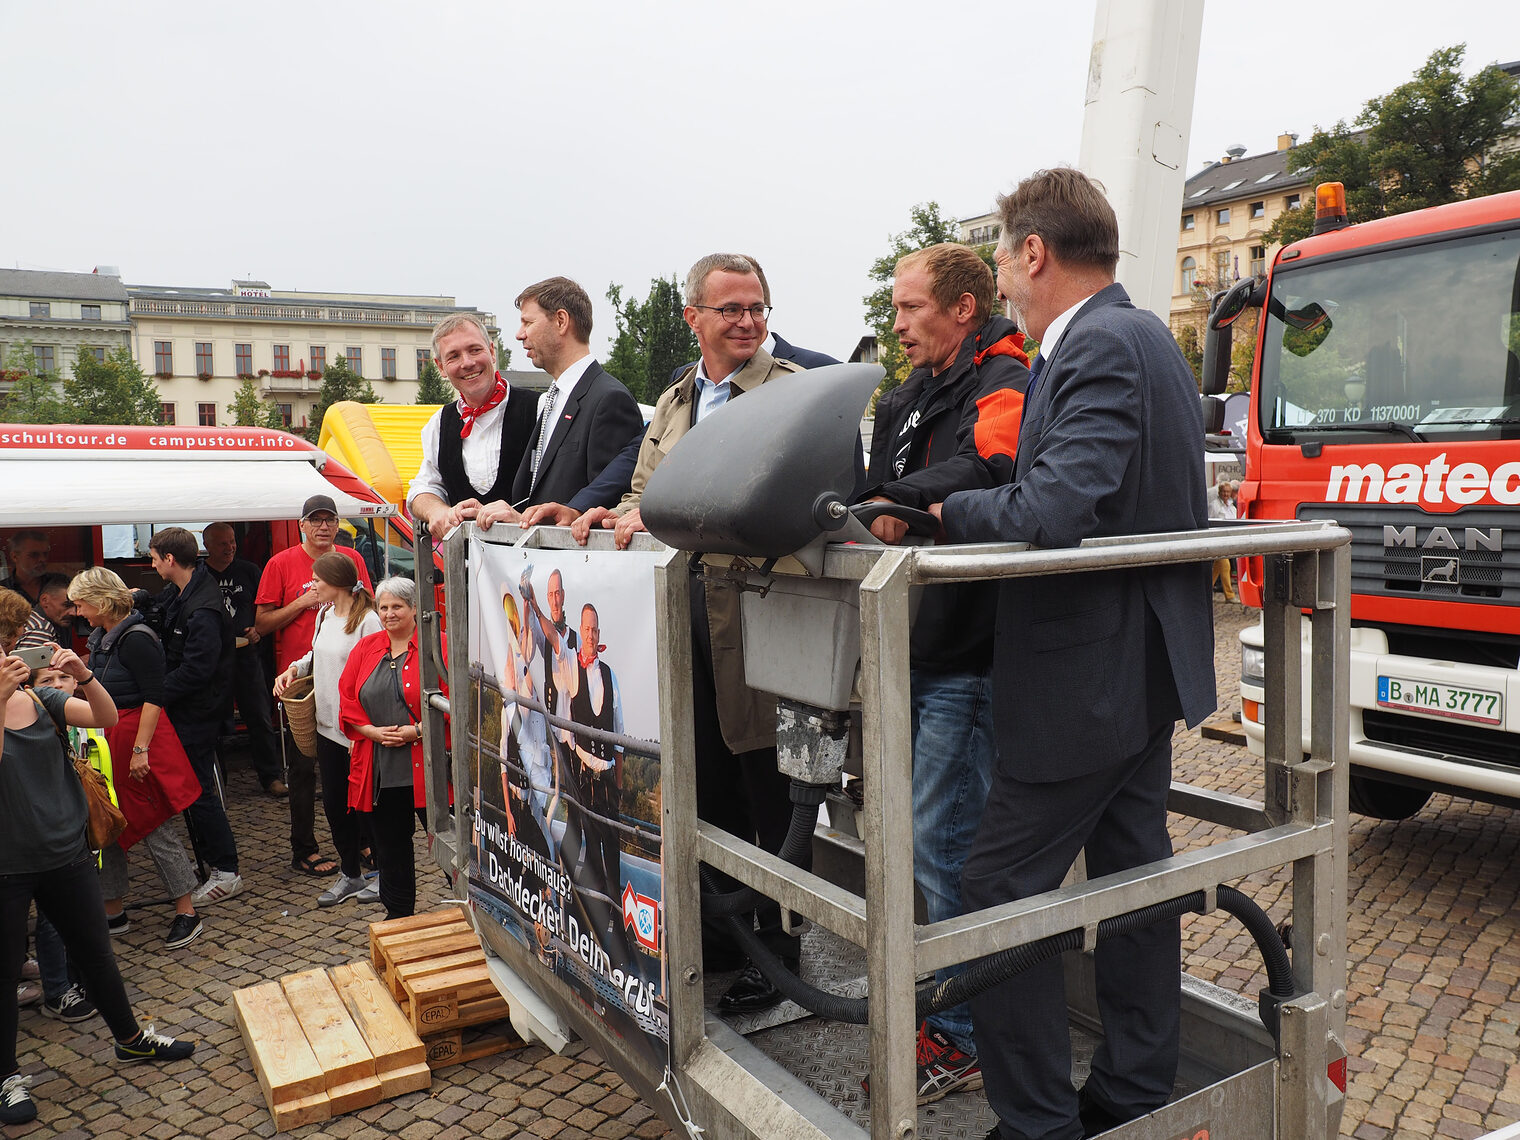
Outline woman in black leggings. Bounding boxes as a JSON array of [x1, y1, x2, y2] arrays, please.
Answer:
[[0, 592, 195, 1126]]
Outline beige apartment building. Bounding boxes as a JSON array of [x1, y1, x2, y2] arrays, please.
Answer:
[[126, 280, 497, 430], [1170, 134, 1312, 336], [0, 268, 133, 377]]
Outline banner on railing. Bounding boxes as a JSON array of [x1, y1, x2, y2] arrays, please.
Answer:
[[466, 537, 668, 1054]]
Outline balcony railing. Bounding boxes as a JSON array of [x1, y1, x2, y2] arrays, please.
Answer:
[[131, 297, 486, 329]]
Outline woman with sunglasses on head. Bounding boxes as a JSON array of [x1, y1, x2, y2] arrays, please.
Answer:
[[274, 553, 382, 908]]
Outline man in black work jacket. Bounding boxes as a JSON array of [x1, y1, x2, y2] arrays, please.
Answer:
[[857, 242, 1030, 1104]]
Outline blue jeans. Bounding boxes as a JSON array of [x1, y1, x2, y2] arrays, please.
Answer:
[[911, 666, 996, 1055], [35, 914, 71, 1005]]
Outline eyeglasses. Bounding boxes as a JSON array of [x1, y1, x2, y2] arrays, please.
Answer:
[[305, 516, 339, 527], [692, 303, 772, 325]]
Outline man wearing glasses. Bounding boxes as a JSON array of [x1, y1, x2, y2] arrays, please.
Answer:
[[577, 253, 807, 1015], [255, 495, 374, 877]]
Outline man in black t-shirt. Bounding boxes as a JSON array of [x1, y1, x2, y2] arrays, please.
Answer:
[[203, 523, 285, 797]]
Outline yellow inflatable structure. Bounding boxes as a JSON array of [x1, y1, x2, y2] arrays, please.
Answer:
[[317, 401, 441, 509]]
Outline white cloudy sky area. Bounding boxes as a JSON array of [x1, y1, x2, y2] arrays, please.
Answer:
[[3, 1, 1516, 365]]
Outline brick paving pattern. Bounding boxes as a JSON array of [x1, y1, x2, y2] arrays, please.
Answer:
[[10, 596, 1518, 1138]]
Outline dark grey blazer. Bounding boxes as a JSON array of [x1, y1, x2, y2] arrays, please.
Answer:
[[942, 282, 1215, 781], [511, 361, 643, 509]]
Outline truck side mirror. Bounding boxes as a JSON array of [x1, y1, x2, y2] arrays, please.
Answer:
[[1202, 277, 1261, 396], [1201, 394, 1226, 434]]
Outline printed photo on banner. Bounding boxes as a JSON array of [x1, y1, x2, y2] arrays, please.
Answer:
[[465, 536, 667, 1052]]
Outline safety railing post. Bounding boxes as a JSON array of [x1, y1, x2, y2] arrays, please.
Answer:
[[858, 548, 918, 1140]]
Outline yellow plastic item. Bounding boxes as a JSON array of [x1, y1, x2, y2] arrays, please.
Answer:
[[318, 402, 442, 509]]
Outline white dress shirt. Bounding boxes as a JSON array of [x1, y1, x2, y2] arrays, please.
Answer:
[[1034, 293, 1099, 371], [693, 357, 744, 423], [407, 386, 510, 511], [533, 354, 593, 464]]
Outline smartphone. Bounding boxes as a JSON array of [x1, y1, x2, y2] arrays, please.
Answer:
[[12, 645, 55, 670]]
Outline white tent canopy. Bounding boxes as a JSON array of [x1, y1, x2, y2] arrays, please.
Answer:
[[2, 451, 397, 527]]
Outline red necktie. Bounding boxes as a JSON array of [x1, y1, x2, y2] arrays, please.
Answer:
[[459, 377, 507, 438]]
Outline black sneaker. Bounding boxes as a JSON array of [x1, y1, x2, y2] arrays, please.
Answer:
[[106, 912, 130, 937], [114, 1026, 195, 1065], [164, 912, 203, 950], [0, 1073, 35, 1125], [41, 984, 96, 1023]]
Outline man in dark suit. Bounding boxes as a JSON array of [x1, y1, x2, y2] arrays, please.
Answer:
[[930, 169, 1216, 1140], [475, 278, 641, 530], [517, 255, 837, 530]]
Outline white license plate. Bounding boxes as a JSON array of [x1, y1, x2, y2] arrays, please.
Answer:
[[1376, 676, 1504, 726]]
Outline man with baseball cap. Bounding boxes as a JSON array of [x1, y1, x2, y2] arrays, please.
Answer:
[[255, 494, 374, 877]]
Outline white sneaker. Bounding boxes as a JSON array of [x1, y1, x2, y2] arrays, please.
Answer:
[[356, 880, 380, 903], [317, 875, 368, 907], [191, 870, 244, 908]]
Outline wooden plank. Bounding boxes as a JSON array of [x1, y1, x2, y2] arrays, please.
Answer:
[[232, 981, 331, 1131], [391, 947, 487, 991], [279, 969, 382, 1114], [402, 965, 502, 1032], [328, 962, 432, 1099], [368, 907, 469, 969], [379, 931, 481, 997]]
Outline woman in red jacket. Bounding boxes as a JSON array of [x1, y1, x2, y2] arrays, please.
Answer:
[[338, 577, 427, 920]]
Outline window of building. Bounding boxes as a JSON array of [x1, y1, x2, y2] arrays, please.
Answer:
[[1255, 172, 1277, 184], [416, 348, 430, 377], [1182, 213, 1195, 231], [1250, 245, 1266, 276], [29, 302, 50, 319], [198, 402, 217, 427], [153, 341, 173, 375], [310, 346, 326, 374], [1216, 207, 1230, 225], [273, 344, 290, 371], [159, 403, 176, 425], [346, 347, 362, 375], [89, 346, 105, 364], [276, 402, 293, 428], [1250, 201, 1265, 219], [1215, 250, 1233, 286], [34, 345, 55, 373], [1181, 257, 1198, 291], [381, 348, 396, 379], [196, 342, 213, 376], [1286, 193, 1302, 210], [81, 304, 101, 321], [235, 343, 253, 376]]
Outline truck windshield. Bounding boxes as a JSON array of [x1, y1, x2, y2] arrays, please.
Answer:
[[1258, 227, 1520, 442]]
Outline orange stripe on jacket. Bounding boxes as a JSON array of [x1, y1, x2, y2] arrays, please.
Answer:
[[973, 388, 1025, 460]]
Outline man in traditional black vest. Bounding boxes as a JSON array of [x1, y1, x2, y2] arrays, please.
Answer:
[[408, 313, 539, 541], [565, 603, 623, 926]]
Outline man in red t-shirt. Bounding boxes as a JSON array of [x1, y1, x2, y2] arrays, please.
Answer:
[[255, 494, 373, 875]]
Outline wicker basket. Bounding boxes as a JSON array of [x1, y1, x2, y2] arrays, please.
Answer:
[[279, 675, 319, 759]]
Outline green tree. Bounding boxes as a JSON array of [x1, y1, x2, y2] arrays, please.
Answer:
[[1173, 324, 1204, 385], [1267, 45, 1520, 247], [495, 336, 512, 371], [304, 355, 380, 443], [1, 342, 66, 423], [416, 360, 453, 404], [64, 344, 161, 425], [863, 202, 996, 397], [229, 378, 284, 429], [602, 276, 697, 405]]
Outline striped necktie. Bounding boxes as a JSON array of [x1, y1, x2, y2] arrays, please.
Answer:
[[530, 382, 559, 484], [1026, 354, 1045, 395]]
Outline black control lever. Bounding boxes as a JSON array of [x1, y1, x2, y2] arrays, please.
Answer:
[[848, 500, 939, 538]]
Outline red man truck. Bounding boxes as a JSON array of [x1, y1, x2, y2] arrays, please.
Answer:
[[1207, 184, 1520, 818]]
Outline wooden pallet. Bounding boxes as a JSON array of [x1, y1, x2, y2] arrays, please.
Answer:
[[233, 962, 430, 1132]]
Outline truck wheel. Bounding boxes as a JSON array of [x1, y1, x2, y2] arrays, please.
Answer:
[[1347, 773, 1432, 820]]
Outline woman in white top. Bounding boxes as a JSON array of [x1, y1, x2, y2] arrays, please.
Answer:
[[273, 553, 382, 907]]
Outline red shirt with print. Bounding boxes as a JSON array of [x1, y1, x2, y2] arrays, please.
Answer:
[[255, 544, 373, 672]]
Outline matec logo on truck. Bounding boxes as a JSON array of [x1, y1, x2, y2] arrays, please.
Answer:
[[1326, 454, 1520, 506]]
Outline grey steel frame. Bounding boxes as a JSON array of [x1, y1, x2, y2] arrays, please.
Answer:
[[420, 520, 1351, 1140]]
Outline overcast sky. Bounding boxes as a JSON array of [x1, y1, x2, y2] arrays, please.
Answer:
[[4, 2, 1515, 365]]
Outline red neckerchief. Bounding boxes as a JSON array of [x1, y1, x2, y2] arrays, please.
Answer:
[[458, 376, 507, 439], [578, 645, 605, 670], [972, 329, 1030, 368]]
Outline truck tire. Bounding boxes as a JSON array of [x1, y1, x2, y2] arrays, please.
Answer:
[[1347, 773, 1432, 820]]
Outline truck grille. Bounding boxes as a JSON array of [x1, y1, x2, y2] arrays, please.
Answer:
[[1362, 710, 1520, 770], [1298, 504, 1520, 607]]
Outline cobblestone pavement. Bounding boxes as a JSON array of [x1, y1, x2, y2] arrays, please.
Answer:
[[11, 597, 1519, 1138]]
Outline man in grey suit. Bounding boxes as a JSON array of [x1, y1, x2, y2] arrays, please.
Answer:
[[475, 278, 642, 529], [931, 169, 1216, 1140]]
